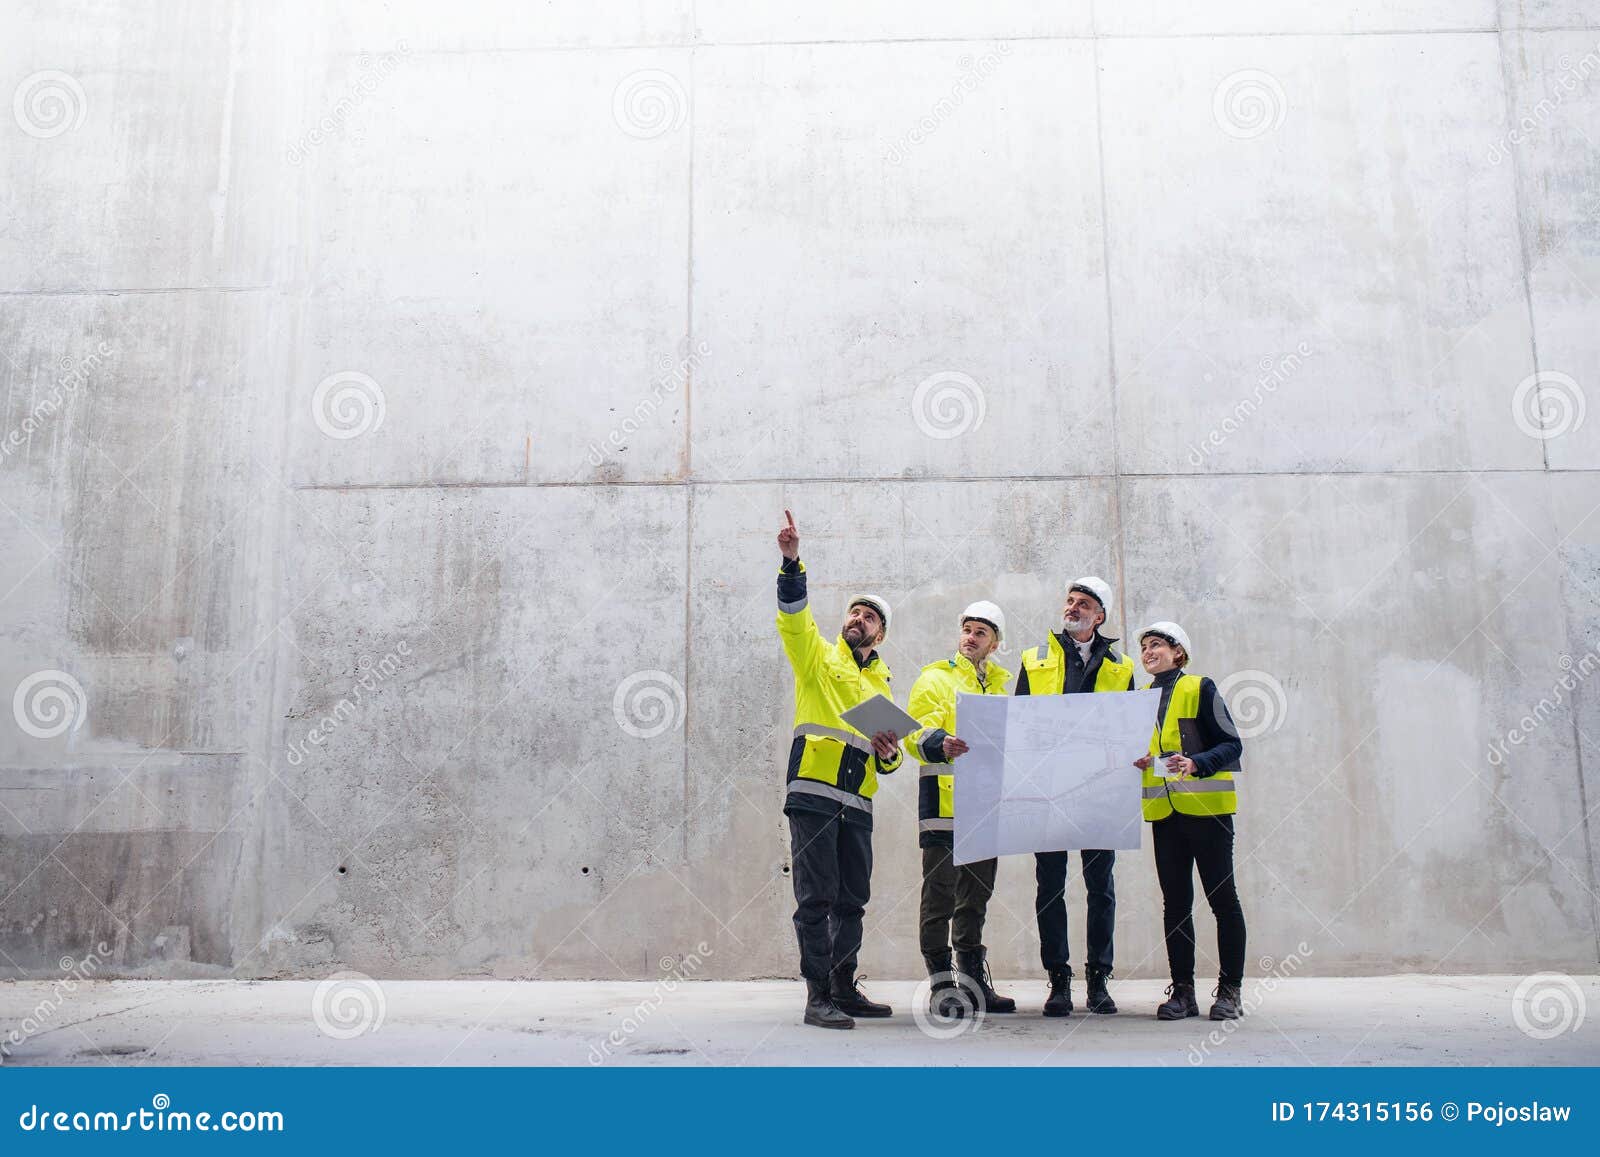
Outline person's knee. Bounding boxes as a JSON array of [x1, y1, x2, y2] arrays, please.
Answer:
[[794, 898, 831, 925]]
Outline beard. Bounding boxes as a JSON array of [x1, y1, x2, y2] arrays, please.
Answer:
[[1062, 611, 1100, 639], [842, 623, 868, 648]]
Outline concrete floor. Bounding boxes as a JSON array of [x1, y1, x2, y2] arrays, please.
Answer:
[[2, 976, 1597, 1067]]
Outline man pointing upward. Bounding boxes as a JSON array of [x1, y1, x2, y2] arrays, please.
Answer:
[[775, 510, 903, 1029]]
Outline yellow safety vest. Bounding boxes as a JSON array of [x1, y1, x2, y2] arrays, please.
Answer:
[[776, 574, 901, 817], [1143, 672, 1238, 820], [904, 654, 1011, 837], [1019, 632, 1136, 696]]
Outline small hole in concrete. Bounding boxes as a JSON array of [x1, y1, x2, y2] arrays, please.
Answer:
[[781, 865, 791, 875], [580, 866, 590, 875], [337, 865, 347, 875]]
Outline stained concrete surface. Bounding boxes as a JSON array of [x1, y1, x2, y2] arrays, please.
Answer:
[[3, 2, 1600, 986], [1, 976, 1597, 1066]]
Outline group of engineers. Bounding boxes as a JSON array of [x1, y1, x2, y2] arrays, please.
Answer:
[[772, 510, 1248, 1031]]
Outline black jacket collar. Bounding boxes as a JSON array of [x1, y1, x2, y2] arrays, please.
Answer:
[[1055, 629, 1119, 658]]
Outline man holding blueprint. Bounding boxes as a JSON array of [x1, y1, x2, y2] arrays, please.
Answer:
[[774, 511, 905, 1030], [1010, 576, 1144, 1017]]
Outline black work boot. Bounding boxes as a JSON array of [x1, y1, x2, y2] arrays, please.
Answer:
[[1156, 982, 1200, 1020], [1085, 968, 1118, 1014], [1209, 982, 1242, 1021], [831, 972, 892, 1018], [804, 977, 854, 1029], [956, 947, 1017, 1014], [1042, 965, 1074, 1017], [924, 951, 964, 1019]]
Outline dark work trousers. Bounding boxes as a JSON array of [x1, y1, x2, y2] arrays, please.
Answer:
[[919, 845, 998, 959], [787, 806, 873, 983], [1151, 812, 1246, 987], [1034, 849, 1116, 973]]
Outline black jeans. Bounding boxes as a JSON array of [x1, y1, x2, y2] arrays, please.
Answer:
[[919, 845, 998, 958], [1034, 849, 1116, 973], [1151, 812, 1246, 987], [786, 806, 873, 983]]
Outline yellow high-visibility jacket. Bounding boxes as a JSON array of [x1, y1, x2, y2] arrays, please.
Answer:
[[776, 558, 901, 826], [1142, 671, 1241, 820], [903, 654, 1011, 847], [1018, 631, 1136, 696]]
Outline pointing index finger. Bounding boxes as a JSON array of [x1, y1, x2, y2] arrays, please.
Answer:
[[785, 509, 796, 530]]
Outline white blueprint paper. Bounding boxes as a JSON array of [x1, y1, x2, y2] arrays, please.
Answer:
[[951, 690, 1161, 865]]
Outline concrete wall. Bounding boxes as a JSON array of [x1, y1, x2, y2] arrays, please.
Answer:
[[2, 1, 1598, 980]]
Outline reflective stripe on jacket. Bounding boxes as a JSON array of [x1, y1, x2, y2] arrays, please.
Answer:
[[1018, 631, 1136, 696], [903, 654, 1011, 847], [1143, 672, 1240, 820], [776, 558, 900, 826]]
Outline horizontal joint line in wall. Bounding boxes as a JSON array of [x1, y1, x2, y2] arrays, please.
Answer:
[[290, 465, 1596, 492]]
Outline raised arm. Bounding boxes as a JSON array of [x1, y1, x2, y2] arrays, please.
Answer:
[[774, 510, 827, 680]]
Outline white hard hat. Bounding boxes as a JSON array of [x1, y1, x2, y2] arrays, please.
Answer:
[[959, 600, 1006, 643], [1068, 576, 1113, 617], [847, 594, 892, 639], [1139, 621, 1192, 659]]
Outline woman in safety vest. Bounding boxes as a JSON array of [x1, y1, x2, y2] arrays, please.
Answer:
[[1133, 622, 1247, 1021]]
